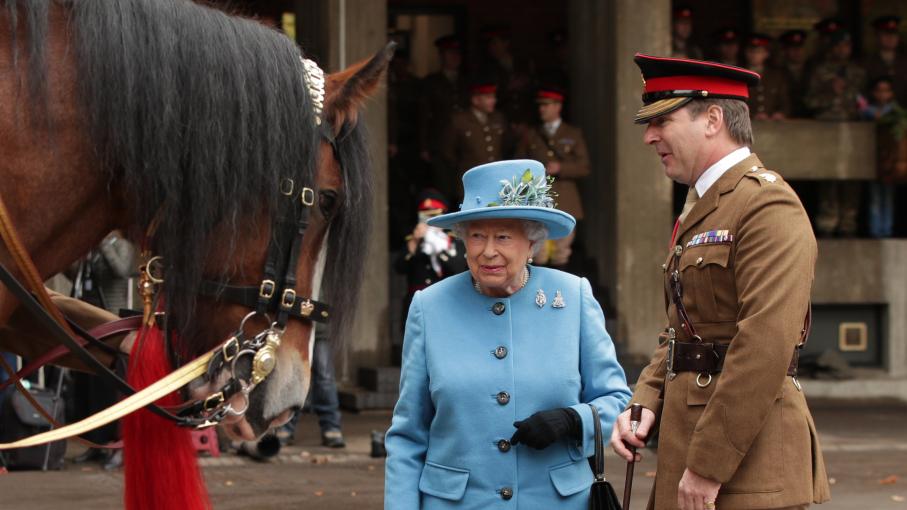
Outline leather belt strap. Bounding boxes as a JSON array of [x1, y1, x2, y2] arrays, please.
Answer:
[[198, 282, 330, 323], [668, 340, 798, 377]]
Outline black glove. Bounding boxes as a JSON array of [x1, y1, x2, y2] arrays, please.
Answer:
[[510, 407, 581, 450]]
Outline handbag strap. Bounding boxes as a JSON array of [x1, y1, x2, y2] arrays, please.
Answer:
[[589, 404, 605, 480]]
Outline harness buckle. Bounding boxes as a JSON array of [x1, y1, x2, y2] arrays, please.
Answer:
[[300, 187, 315, 206], [281, 289, 296, 309], [203, 391, 224, 411], [696, 373, 713, 388], [259, 279, 276, 299], [280, 178, 295, 196], [222, 336, 240, 362]]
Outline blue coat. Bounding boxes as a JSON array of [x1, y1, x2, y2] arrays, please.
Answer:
[[385, 267, 632, 509]]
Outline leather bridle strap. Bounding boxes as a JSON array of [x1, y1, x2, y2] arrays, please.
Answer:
[[198, 282, 330, 323], [0, 261, 191, 425], [0, 315, 138, 393], [0, 344, 213, 450]]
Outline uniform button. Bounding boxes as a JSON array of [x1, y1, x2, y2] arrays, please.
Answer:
[[486, 145, 494, 151], [485, 135, 492, 142], [497, 439, 511, 452], [492, 302, 506, 315], [500, 487, 513, 500], [547, 150, 554, 157], [483, 126, 490, 132], [661, 263, 667, 272], [494, 346, 508, 359], [496, 391, 510, 405], [425, 278, 432, 284]]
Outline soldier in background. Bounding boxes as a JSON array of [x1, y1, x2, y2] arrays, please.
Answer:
[[388, 46, 423, 245], [806, 30, 866, 121], [419, 35, 468, 169], [806, 31, 865, 237], [514, 86, 589, 267], [711, 27, 741, 66], [863, 16, 907, 105], [780, 29, 811, 117], [479, 26, 535, 133], [671, 5, 703, 59], [743, 33, 790, 119], [438, 80, 510, 203], [538, 28, 571, 114], [808, 17, 845, 76]]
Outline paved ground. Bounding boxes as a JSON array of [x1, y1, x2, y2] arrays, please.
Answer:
[[1, 399, 905, 509]]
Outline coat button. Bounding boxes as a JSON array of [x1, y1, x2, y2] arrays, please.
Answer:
[[500, 487, 513, 500], [496, 391, 510, 405], [492, 302, 506, 315], [494, 346, 508, 359], [497, 439, 511, 452]]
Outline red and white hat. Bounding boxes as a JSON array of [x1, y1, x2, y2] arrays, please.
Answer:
[[633, 53, 761, 124]]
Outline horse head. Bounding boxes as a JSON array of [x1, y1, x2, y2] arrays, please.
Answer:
[[186, 45, 394, 439]]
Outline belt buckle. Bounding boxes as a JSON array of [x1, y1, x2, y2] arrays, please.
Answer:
[[666, 339, 676, 381]]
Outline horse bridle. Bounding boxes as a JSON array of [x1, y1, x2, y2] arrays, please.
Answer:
[[167, 57, 344, 427], [0, 56, 338, 436]]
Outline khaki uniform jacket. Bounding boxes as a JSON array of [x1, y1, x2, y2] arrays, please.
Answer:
[[438, 110, 509, 201], [630, 154, 831, 510], [515, 122, 590, 219]]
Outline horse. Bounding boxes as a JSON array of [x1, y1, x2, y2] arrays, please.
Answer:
[[0, 0, 390, 506]]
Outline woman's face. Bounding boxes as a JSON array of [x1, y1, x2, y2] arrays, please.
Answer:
[[464, 219, 534, 297]]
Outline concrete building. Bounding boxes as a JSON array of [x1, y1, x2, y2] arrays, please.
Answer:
[[222, 0, 907, 401]]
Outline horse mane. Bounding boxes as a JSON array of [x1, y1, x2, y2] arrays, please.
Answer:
[[5, 0, 373, 351]]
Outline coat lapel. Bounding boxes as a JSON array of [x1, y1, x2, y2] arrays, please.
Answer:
[[675, 153, 764, 241]]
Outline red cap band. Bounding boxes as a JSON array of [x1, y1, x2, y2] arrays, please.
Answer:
[[537, 90, 565, 101], [471, 84, 497, 95], [644, 75, 750, 99], [419, 198, 447, 212]]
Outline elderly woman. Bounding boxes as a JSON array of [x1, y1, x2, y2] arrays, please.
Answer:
[[385, 160, 631, 509]]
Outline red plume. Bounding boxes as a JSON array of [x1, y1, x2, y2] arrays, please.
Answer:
[[123, 324, 210, 510]]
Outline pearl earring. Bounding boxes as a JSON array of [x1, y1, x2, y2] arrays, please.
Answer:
[[528, 257, 534, 264]]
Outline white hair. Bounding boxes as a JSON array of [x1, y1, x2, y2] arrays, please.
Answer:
[[451, 219, 549, 256]]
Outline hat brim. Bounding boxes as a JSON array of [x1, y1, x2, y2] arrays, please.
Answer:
[[426, 206, 576, 239], [635, 97, 692, 124]]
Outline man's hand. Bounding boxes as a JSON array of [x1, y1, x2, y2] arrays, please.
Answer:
[[406, 223, 429, 254], [677, 468, 721, 510], [546, 161, 561, 175], [609, 406, 655, 462]]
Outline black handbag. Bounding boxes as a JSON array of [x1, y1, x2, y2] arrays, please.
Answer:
[[589, 404, 622, 510]]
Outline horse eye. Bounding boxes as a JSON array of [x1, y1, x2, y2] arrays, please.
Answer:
[[319, 190, 338, 217]]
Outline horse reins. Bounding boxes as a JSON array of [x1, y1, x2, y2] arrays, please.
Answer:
[[0, 56, 335, 449]]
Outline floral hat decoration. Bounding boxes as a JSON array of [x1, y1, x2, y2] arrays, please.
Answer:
[[427, 159, 576, 239]]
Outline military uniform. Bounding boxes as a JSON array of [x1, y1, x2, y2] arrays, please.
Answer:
[[439, 110, 509, 202], [748, 67, 791, 117], [863, 52, 907, 103], [631, 54, 830, 510], [419, 71, 469, 160], [515, 123, 589, 219]]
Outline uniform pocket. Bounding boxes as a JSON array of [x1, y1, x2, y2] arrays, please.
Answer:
[[549, 459, 594, 497], [680, 244, 732, 321], [419, 461, 470, 501]]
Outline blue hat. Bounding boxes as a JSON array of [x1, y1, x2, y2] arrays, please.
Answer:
[[427, 160, 576, 239]]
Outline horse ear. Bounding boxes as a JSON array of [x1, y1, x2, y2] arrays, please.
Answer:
[[323, 42, 396, 132]]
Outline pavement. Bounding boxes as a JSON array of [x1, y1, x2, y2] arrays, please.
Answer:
[[0, 398, 905, 509]]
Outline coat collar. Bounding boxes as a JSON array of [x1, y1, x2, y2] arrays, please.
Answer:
[[675, 153, 763, 241]]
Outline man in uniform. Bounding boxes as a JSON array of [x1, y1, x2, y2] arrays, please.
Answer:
[[514, 86, 589, 266], [711, 27, 740, 66], [863, 15, 907, 105], [438, 80, 510, 202], [671, 5, 703, 60], [419, 35, 468, 166], [611, 54, 830, 510], [780, 29, 810, 117], [743, 33, 790, 119], [806, 30, 865, 237]]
